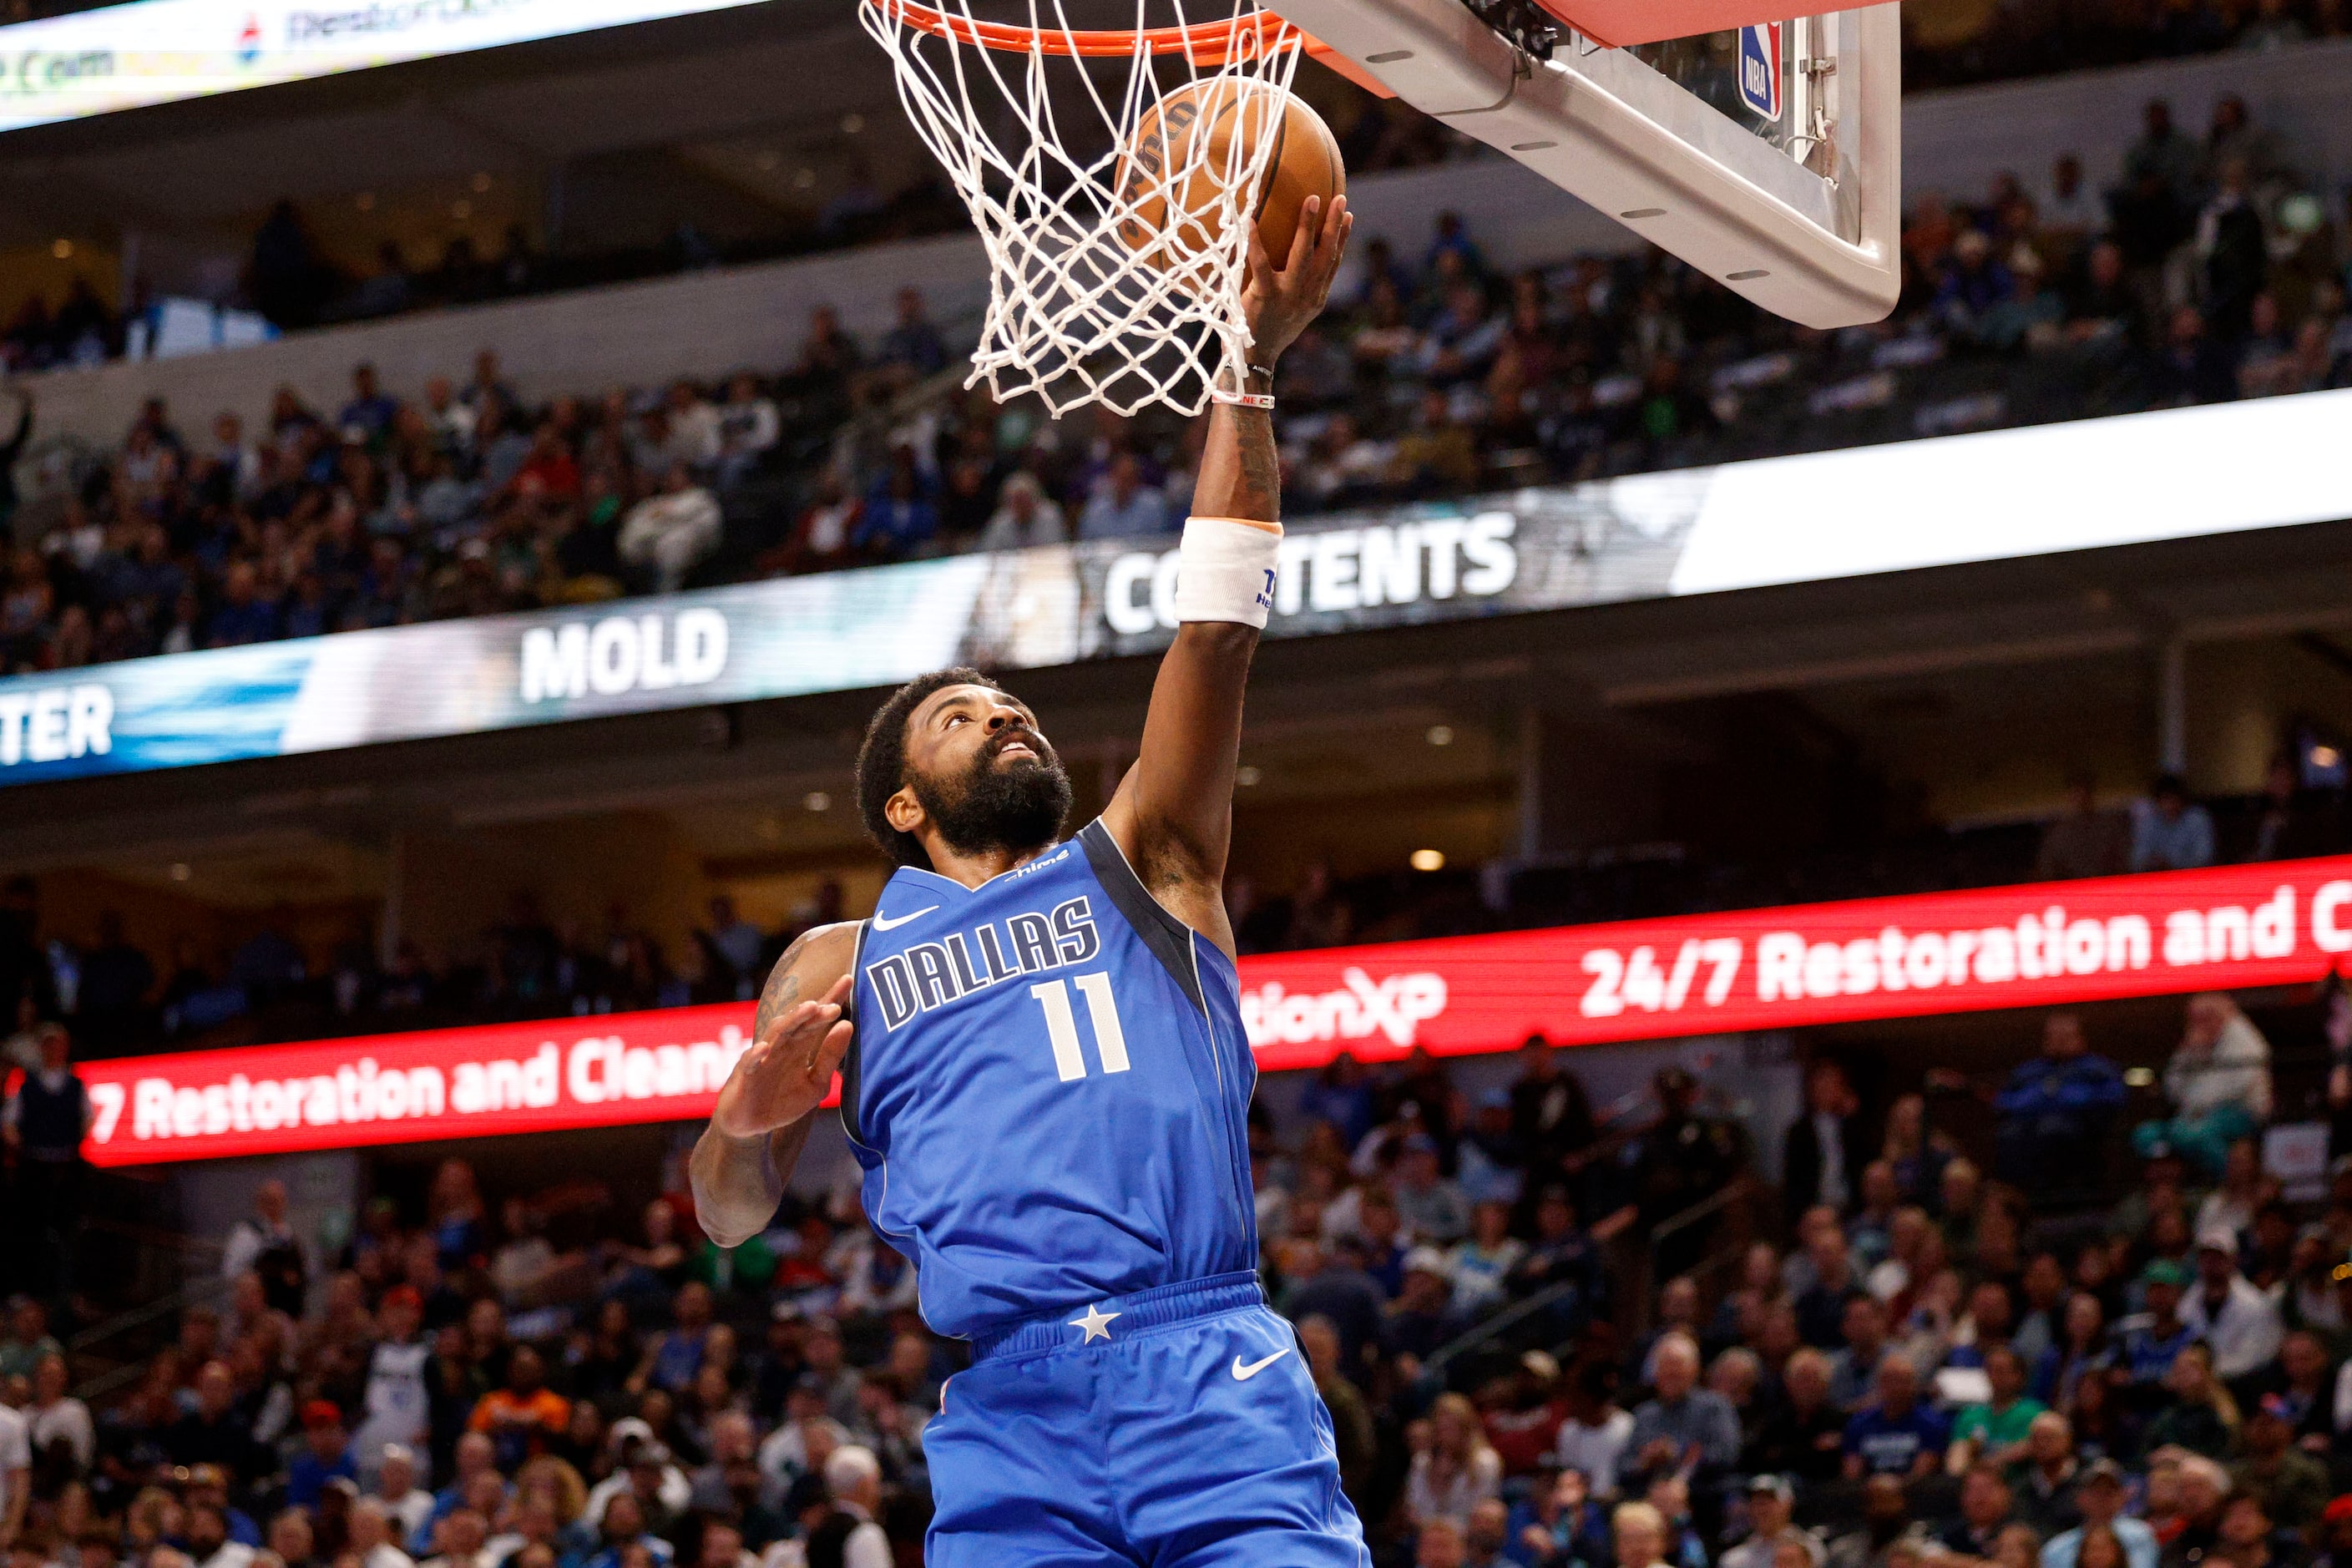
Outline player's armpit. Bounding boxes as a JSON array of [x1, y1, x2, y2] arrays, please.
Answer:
[[691, 922, 858, 1248]]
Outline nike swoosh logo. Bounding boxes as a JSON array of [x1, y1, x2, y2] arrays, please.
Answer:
[[872, 906, 940, 933], [1232, 1349, 1292, 1381]]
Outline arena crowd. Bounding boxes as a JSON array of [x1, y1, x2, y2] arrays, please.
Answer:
[[1, 78, 2348, 679], [7, 976, 2352, 1568]]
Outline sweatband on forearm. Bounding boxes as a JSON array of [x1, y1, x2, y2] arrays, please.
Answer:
[[1174, 515, 1283, 629]]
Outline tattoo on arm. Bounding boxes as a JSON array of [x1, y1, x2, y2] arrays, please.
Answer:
[[1233, 410, 1280, 523], [751, 934, 810, 1042]]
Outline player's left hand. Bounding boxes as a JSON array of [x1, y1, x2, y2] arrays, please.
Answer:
[[1242, 193, 1352, 367], [712, 974, 854, 1140]]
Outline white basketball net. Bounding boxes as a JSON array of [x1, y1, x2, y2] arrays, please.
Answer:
[[861, 0, 1306, 417]]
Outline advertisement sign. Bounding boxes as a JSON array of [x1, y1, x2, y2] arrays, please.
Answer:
[[5, 388, 2349, 792], [0, 0, 772, 134], [75, 854, 2352, 1167]]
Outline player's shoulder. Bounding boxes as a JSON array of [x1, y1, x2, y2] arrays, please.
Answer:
[[772, 920, 862, 987]]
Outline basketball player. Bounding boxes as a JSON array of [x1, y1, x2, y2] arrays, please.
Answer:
[[691, 194, 1363, 1566]]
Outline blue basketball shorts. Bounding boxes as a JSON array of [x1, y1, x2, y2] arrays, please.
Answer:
[[923, 1272, 1372, 1568]]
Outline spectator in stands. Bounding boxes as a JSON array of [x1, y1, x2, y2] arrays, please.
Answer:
[[1994, 1013, 2127, 1190], [1394, 1132, 1470, 1243], [2197, 159, 2269, 339], [0, 1368, 25, 1547], [617, 463, 722, 593], [2145, 1342, 2240, 1457], [0, 387, 29, 538], [852, 448, 940, 561], [186, 1502, 255, 1568], [1076, 453, 1171, 541], [467, 1347, 569, 1471], [2130, 773, 2217, 871], [288, 1401, 358, 1508], [1950, 1343, 2046, 1471], [1510, 1037, 1596, 1172], [1722, 1474, 1814, 1568], [3, 1021, 88, 1302], [74, 908, 154, 1050], [1785, 1059, 1867, 1215], [1408, 1393, 1503, 1530], [1842, 1350, 1947, 1481], [250, 200, 335, 330], [222, 1179, 307, 1298], [975, 470, 1066, 552], [810, 1445, 889, 1568], [2043, 1459, 2153, 1568], [2039, 772, 2132, 880], [2181, 1226, 2283, 1378], [2132, 993, 2273, 1175], [1628, 1332, 1741, 1488], [2233, 1393, 2330, 1529], [26, 1349, 93, 1471], [342, 365, 399, 443], [877, 289, 948, 384], [713, 375, 779, 488], [169, 1362, 264, 1480]]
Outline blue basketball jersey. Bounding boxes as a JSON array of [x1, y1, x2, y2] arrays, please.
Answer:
[[842, 819, 1260, 1340]]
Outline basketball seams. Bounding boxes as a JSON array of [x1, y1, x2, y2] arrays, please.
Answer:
[[1119, 81, 1333, 280], [1249, 95, 1288, 229]]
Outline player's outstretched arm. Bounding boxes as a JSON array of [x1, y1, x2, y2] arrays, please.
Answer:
[[690, 922, 857, 1248], [1104, 194, 1351, 959]]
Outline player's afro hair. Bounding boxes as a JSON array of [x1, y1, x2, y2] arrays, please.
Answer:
[[856, 666, 1004, 869]]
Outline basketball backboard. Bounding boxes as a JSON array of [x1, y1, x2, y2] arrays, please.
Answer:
[[1262, 0, 1901, 328]]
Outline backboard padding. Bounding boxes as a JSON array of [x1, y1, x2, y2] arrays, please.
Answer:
[[1530, 0, 1879, 48]]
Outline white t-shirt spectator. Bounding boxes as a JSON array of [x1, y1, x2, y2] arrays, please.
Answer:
[[29, 1393, 94, 1469], [2180, 1273, 2284, 1381], [384, 1485, 437, 1544], [2164, 1014, 2272, 1125], [670, 398, 723, 468], [1551, 1408, 1635, 1497], [619, 483, 725, 594], [356, 1340, 432, 1463], [222, 1213, 299, 1282], [755, 1416, 852, 1504], [0, 1402, 29, 1542], [718, 397, 781, 465], [198, 1543, 258, 1568], [838, 1504, 891, 1568]]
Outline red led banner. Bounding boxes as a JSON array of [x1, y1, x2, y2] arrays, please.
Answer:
[[71, 856, 2352, 1167]]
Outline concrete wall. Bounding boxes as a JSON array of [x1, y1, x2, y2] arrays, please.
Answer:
[[14, 38, 2351, 449]]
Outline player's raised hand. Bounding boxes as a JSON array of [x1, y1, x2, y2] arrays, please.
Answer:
[[712, 974, 853, 1139], [1242, 193, 1352, 365]]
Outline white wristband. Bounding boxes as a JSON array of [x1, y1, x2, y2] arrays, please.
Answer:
[[1173, 515, 1282, 629]]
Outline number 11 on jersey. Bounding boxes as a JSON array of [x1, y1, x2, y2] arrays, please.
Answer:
[[1030, 973, 1131, 1082]]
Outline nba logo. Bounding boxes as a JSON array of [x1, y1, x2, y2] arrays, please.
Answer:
[[1737, 23, 1783, 123], [237, 13, 263, 65]]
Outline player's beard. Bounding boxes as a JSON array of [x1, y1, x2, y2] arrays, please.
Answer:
[[913, 731, 1074, 860]]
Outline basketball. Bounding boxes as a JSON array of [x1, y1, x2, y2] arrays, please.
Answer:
[[1114, 80, 1345, 285]]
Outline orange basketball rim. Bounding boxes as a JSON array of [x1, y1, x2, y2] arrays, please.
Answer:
[[862, 0, 1390, 92]]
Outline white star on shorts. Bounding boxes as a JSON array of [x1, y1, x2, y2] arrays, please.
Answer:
[[1069, 1302, 1120, 1343]]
